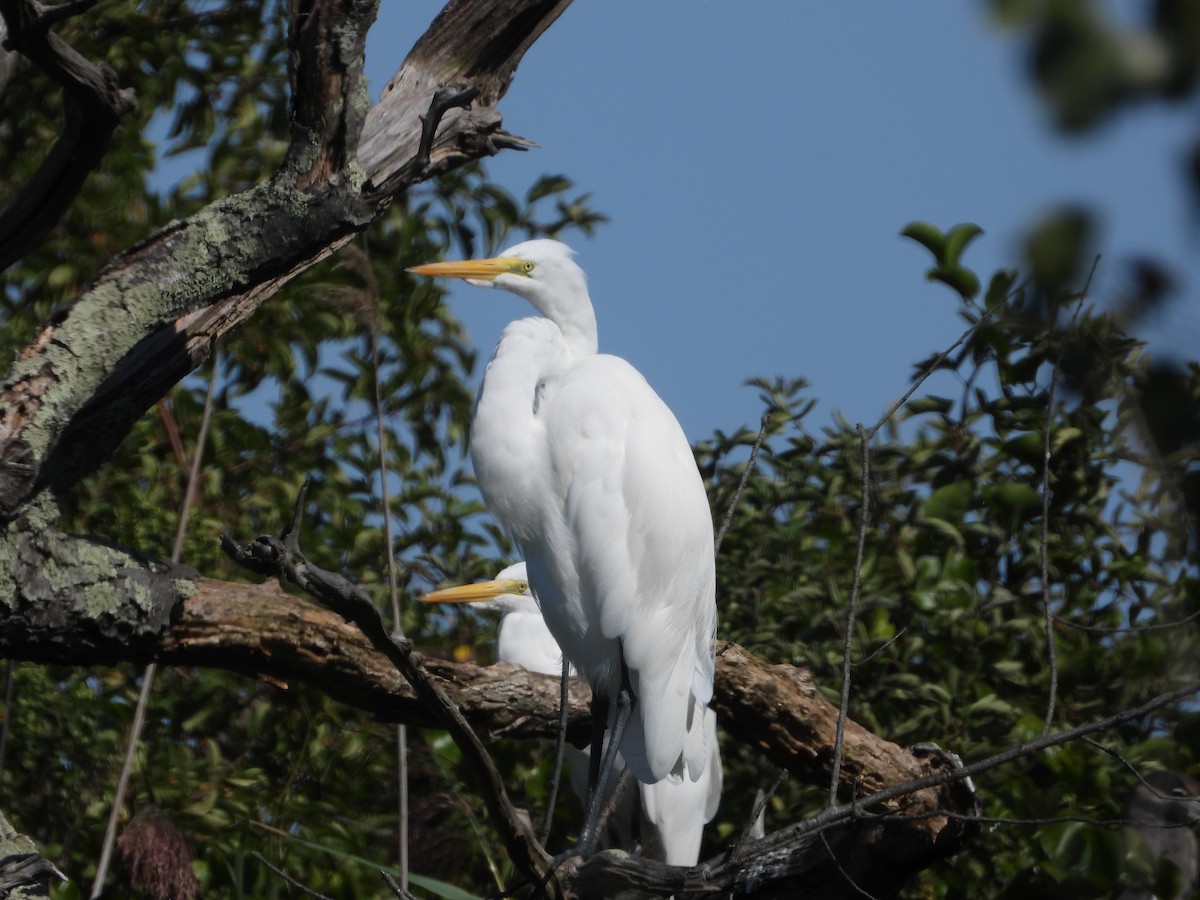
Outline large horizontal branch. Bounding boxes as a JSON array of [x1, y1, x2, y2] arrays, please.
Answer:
[[0, 566, 930, 790], [0, 562, 980, 897]]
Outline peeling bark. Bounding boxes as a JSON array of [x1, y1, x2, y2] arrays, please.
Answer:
[[0, 0, 570, 519]]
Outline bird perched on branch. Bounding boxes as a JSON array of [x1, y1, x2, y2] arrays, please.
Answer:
[[408, 240, 718, 851], [422, 562, 722, 865]]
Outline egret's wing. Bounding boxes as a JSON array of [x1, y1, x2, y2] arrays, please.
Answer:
[[546, 354, 717, 781]]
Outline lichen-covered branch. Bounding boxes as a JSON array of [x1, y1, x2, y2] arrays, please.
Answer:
[[0, 0, 572, 521]]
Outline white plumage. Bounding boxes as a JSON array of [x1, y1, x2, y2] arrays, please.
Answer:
[[422, 562, 722, 866], [409, 240, 718, 787]]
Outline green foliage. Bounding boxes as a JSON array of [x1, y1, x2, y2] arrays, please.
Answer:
[[0, 2, 603, 895], [1, 3, 1197, 898], [696, 222, 1199, 897], [988, 0, 1200, 132]]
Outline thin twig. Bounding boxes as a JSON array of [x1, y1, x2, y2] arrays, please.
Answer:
[[381, 870, 419, 900], [369, 300, 410, 890], [735, 769, 787, 850], [1056, 608, 1200, 634], [825, 304, 1005, 807], [91, 353, 221, 899], [222, 497, 552, 887], [1037, 282, 1091, 737], [250, 852, 335, 900], [820, 831, 881, 900], [1079, 736, 1194, 804], [825, 306, 1002, 807], [869, 306, 998, 435], [829, 423, 871, 807], [851, 627, 908, 668], [1038, 360, 1060, 736], [715, 411, 770, 553]]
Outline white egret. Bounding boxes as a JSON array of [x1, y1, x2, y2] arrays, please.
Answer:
[[422, 562, 722, 866], [408, 240, 718, 848]]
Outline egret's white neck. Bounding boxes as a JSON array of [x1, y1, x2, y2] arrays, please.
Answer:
[[521, 271, 598, 357]]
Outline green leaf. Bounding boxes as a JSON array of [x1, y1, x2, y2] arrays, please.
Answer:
[[930, 264, 982, 300], [942, 222, 984, 266], [984, 481, 1043, 514], [901, 220, 946, 261], [922, 480, 973, 523]]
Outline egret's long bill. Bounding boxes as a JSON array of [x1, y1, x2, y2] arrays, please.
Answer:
[[406, 256, 532, 283], [421, 578, 528, 605]]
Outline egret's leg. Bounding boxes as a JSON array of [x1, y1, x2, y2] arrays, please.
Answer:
[[585, 691, 609, 809], [538, 656, 572, 846], [577, 665, 635, 855]]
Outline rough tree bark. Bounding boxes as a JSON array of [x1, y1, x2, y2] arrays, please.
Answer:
[[0, 1, 982, 898]]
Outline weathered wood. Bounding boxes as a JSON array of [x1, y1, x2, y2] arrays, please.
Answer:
[[0, 0, 571, 519]]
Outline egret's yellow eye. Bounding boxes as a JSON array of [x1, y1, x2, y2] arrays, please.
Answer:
[[522, 261, 536, 274], [516, 581, 529, 593]]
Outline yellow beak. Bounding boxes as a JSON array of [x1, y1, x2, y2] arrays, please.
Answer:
[[420, 578, 527, 604], [406, 257, 525, 282]]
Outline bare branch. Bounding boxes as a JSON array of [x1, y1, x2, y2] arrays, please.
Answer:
[[829, 423, 872, 806], [221, 495, 554, 891], [714, 411, 770, 553]]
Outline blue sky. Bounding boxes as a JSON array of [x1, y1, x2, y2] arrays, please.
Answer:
[[369, 3, 1198, 443]]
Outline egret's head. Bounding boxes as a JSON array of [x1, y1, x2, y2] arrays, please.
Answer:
[[406, 240, 592, 339], [420, 561, 537, 616]]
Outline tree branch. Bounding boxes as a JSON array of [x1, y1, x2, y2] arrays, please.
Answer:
[[0, 0, 136, 272], [220, 489, 554, 891], [0, 0, 571, 521]]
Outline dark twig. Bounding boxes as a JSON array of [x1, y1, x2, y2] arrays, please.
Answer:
[[868, 305, 998, 436], [714, 411, 770, 553], [1038, 283, 1091, 737], [250, 852, 334, 900], [369, 85, 479, 198], [1038, 364, 1060, 736], [1057, 608, 1200, 634], [735, 769, 787, 851], [851, 626, 908, 668], [0, 0, 137, 271], [381, 870, 419, 900], [820, 831, 881, 900], [829, 423, 872, 806], [222, 488, 552, 888]]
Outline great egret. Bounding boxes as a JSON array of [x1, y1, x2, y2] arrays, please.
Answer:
[[408, 240, 718, 846], [422, 562, 722, 866]]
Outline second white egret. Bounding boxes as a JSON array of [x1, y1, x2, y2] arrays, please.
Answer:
[[422, 562, 722, 866]]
